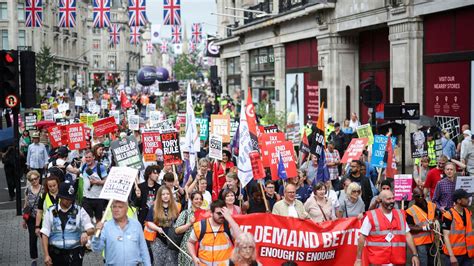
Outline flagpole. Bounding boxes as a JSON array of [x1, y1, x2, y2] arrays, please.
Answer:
[[259, 181, 270, 213]]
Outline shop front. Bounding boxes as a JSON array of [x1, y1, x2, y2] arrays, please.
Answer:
[[249, 47, 275, 104]]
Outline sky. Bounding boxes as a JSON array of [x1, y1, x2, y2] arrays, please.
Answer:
[[147, 0, 218, 39]]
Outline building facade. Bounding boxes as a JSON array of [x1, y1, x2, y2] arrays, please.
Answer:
[[215, 0, 474, 130]]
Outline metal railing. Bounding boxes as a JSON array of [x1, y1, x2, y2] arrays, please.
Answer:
[[279, 0, 336, 13], [244, 0, 272, 24]]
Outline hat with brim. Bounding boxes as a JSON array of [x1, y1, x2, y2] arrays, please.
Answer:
[[58, 181, 76, 201]]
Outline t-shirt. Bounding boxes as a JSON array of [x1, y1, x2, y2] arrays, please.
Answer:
[[424, 168, 443, 199], [360, 212, 410, 236], [442, 209, 468, 230], [339, 197, 365, 218]]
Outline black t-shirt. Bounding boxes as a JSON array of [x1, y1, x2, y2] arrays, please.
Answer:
[[37, 193, 59, 211], [406, 203, 428, 225], [442, 209, 467, 230]]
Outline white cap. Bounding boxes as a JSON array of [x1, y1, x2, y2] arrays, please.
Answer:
[[463, 130, 471, 136]]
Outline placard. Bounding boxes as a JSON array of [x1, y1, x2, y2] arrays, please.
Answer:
[[75, 96, 83, 107], [356, 124, 374, 145], [142, 132, 161, 162], [110, 110, 120, 124], [149, 111, 161, 127], [152, 119, 174, 132], [230, 120, 239, 139], [160, 131, 182, 165], [260, 132, 285, 167], [196, 118, 209, 141], [394, 174, 413, 201], [80, 113, 88, 125], [341, 138, 369, 163], [41, 103, 48, 110], [210, 114, 231, 143], [101, 99, 108, 110], [99, 167, 139, 202], [65, 123, 87, 150], [128, 115, 140, 131], [87, 114, 98, 128], [58, 103, 69, 113], [47, 125, 64, 148], [410, 131, 428, 158], [93, 116, 118, 137], [371, 135, 388, 168], [455, 176, 474, 193], [266, 141, 298, 180], [111, 136, 143, 170], [24, 112, 37, 131], [43, 109, 54, 121], [209, 134, 223, 160], [146, 103, 156, 118]]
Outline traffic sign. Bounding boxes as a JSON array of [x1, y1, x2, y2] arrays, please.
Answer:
[[5, 94, 19, 108]]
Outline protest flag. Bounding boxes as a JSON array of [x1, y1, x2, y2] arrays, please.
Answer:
[[277, 153, 287, 180], [184, 83, 200, 170], [120, 90, 132, 109], [237, 101, 254, 189], [245, 87, 259, 151], [316, 101, 325, 139], [385, 137, 397, 178], [315, 149, 330, 185], [299, 130, 310, 163], [183, 158, 192, 186], [309, 102, 325, 156]]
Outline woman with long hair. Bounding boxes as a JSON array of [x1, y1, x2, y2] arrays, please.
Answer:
[[34, 175, 60, 236], [145, 186, 180, 265], [174, 191, 203, 266], [21, 170, 42, 265], [230, 232, 260, 266], [133, 165, 161, 226], [212, 149, 235, 200]]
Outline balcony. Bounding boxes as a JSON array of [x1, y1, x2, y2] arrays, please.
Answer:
[[244, 0, 272, 25], [72, 32, 78, 38], [279, 0, 336, 13]]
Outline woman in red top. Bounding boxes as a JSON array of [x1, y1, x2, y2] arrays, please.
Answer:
[[212, 150, 234, 200]]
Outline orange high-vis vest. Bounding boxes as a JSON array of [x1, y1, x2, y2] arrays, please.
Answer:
[[442, 207, 474, 258], [193, 219, 233, 266], [406, 202, 437, 245], [365, 208, 407, 265]]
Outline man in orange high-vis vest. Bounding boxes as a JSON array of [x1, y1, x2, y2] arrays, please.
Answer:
[[442, 189, 474, 266], [406, 187, 439, 266], [355, 190, 420, 266], [187, 200, 242, 266]]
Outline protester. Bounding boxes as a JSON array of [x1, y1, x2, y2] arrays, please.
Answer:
[[22, 170, 42, 265], [20, 130, 32, 177], [174, 191, 201, 266], [441, 189, 474, 266], [92, 200, 151, 266], [219, 172, 243, 206], [186, 177, 212, 210], [264, 180, 280, 211], [348, 112, 360, 132], [432, 162, 457, 210], [26, 131, 49, 180], [187, 200, 243, 265], [328, 122, 347, 158], [441, 130, 456, 159], [35, 175, 60, 236], [81, 150, 108, 222], [188, 158, 212, 193], [460, 129, 472, 160], [423, 155, 448, 199], [336, 177, 351, 202], [426, 131, 437, 168], [341, 119, 353, 135], [279, 170, 312, 203], [355, 190, 420, 266], [462, 134, 474, 175], [223, 189, 242, 215], [413, 156, 430, 189], [325, 141, 341, 189], [304, 182, 336, 222], [212, 149, 235, 200], [367, 180, 396, 210], [300, 154, 318, 185], [230, 232, 260, 266], [133, 165, 161, 226], [345, 160, 372, 210], [272, 183, 307, 218], [40, 181, 95, 265], [337, 182, 365, 219]]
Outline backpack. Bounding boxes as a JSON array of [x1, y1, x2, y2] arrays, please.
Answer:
[[197, 219, 233, 246], [80, 163, 103, 179], [49, 159, 73, 182]]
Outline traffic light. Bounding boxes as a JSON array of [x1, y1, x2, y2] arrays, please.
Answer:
[[0, 50, 19, 108]]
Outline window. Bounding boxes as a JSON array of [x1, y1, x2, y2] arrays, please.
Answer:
[[0, 3, 7, 20], [227, 57, 240, 75], [1, 30, 8, 49], [108, 55, 116, 69], [92, 39, 100, 50], [18, 30, 25, 47], [17, 3, 25, 21], [93, 54, 101, 68], [93, 28, 101, 35], [250, 47, 274, 72]]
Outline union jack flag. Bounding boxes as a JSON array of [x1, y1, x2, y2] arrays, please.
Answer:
[[128, 0, 147, 27], [146, 40, 154, 54], [108, 24, 121, 47], [58, 0, 76, 28], [189, 40, 196, 53], [171, 25, 182, 44], [191, 23, 202, 44], [25, 0, 43, 28], [163, 0, 180, 26], [130, 26, 140, 45], [93, 0, 110, 28], [160, 41, 168, 53]]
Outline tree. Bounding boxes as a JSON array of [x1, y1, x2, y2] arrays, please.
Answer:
[[36, 44, 59, 92], [172, 53, 200, 81]]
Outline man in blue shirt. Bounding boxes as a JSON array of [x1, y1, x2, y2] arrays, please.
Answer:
[[92, 200, 151, 266]]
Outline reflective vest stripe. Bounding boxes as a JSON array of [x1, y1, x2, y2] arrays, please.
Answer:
[[369, 230, 405, 235], [395, 209, 405, 232], [370, 210, 380, 231], [200, 243, 232, 251], [366, 241, 407, 247], [199, 258, 229, 265]]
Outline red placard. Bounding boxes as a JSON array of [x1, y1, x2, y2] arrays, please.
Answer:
[[341, 138, 369, 163], [249, 151, 265, 179], [93, 116, 118, 137], [259, 132, 285, 167], [47, 125, 63, 148], [142, 132, 161, 162], [160, 131, 182, 165], [266, 141, 297, 180], [66, 123, 87, 150]]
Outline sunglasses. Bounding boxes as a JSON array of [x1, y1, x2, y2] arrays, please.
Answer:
[[266, 186, 275, 189], [29, 176, 39, 181], [352, 190, 361, 193], [413, 195, 423, 198]]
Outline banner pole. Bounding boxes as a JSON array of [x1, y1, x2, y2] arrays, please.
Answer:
[[259, 181, 270, 212], [95, 199, 114, 237]]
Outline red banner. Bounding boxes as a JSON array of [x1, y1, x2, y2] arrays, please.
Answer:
[[249, 151, 265, 179], [142, 132, 162, 162], [66, 123, 87, 150], [341, 138, 369, 163], [93, 116, 118, 137], [259, 132, 285, 167], [47, 125, 64, 148], [266, 141, 297, 180], [233, 214, 361, 266]]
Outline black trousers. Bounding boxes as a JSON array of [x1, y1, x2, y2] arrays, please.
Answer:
[[26, 216, 38, 259], [49, 246, 84, 266], [4, 164, 15, 198], [82, 198, 107, 221]]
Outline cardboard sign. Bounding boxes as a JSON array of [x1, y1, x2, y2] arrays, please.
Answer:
[[93, 116, 118, 137], [100, 99, 108, 109], [80, 113, 88, 124], [142, 132, 161, 162], [266, 141, 298, 180], [249, 151, 265, 179], [260, 132, 286, 167], [196, 118, 209, 141], [152, 119, 174, 132], [111, 136, 143, 170], [160, 131, 182, 165], [25, 112, 37, 131], [175, 115, 186, 139], [394, 174, 413, 201], [65, 123, 87, 150], [110, 110, 120, 124], [86, 114, 98, 128], [43, 109, 54, 121], [356, 124, 374, 145], [128, 115, 140, 131], [371, 135, 389, 168], [47, 125, 64, 148], [75, 96, 83, 107], [211, 114, 231, 143], [341, 138, 369, 163], [455, 176, 474, 193], [286, 123, 301, 145], [99, 166, 138, 202], [209, 134, 223, 160], [410, 131, 427, 158]]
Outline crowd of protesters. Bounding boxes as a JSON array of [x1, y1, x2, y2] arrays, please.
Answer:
[[3, 85, 473, 266]]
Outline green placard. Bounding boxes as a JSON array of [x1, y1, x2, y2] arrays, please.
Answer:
[[356, 124, 374, 145], [196, 118, 209, 141]]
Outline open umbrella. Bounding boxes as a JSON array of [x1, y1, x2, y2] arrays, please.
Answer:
[[34, 120, 56, 129], [410, 115, 438, 128]]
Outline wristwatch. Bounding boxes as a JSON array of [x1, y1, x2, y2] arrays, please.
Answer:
[[412, 254, 419, 257]]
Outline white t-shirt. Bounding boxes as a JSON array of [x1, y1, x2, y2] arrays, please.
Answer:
[[360, 211, 410, 236], [287, 202, 298, 218], [188, 190, 212, 210]]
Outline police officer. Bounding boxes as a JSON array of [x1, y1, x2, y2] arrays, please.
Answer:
[[40, 181, 95, 265]]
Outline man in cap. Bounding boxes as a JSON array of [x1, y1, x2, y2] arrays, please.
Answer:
[[441, 189, 474, 265], [460, 129, 473, 162], [325, 117, 335, 140], [40, 181, 94, 265], [47, 146, 80, 182], [27, 131, 49, 181]]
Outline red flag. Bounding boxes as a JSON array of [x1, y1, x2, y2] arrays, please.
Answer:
[[120, 90, 132, 109], [386, 137, 397, 178], [211, 162, 220, 201], [300, 130, 310, 163], [245, 87, 259, 151]]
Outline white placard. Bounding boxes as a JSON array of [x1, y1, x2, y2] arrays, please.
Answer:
[[88, 101, 97, 112], [455, 176, 474, 194], [101, 99, 108, 109], [58, 103, 69, 113], [75, 96, 83, 107], [129, 115, 140, 131], [146, 103, 156, 118], [99, 167, 138, 202], [110, 110, 120, 124], [209, 134, 223, 160], [43, 109, 54, 121]]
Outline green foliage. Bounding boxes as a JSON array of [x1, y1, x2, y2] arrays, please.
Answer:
[[255, 100, 286, 130], [172, 53, 200, 81], [36, 45, 59, 89]]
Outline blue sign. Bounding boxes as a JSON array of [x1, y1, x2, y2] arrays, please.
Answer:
[[371, 135, 397, 168]]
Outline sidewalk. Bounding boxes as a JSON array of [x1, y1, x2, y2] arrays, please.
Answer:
[[0, 209, 102, 265]]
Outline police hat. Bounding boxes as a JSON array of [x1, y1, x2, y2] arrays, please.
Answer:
[[58, 181, 76, 201]]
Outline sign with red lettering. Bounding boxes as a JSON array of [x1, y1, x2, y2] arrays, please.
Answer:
[[266, 141, 297, 180], [304, 74, 319, 125], [160, 131, 181, 165], [233, 214, 360, 266], [249, 151, 265, 179], [93, 116, 118, 137], [210, 114, 231, 143], [47, 125, 64, 148], [142, 132, 161, 162], [394, 174, 413, 201], [341, 138, 369, 163], [260, 132, 285, 167], [65, 123, 87, 150]]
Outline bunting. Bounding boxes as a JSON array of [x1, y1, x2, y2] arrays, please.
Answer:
[[171, 25, 182, 44], [92, 0, 111, 28], [25, 0, 43, 28], [128, 0, 147, 27], [108, 24, 121, 47], [130, 26, 140, 45], [146, 40, 154, 54], [163, 0, 181, 26], [58, 0, 76, 28], [191, 23, 202, 43]]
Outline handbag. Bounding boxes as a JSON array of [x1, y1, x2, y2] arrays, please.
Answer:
[[167, 210, 190, 251], [23, 186, 42, 221]]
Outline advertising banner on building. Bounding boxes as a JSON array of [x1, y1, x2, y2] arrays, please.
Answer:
[[304, 74, 319, 125], [286, 73, 305, 127]]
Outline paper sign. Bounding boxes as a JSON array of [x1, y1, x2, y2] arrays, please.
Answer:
[[75, 96, 83, 107], [264, 124, 279, 133], [196, 118, 209, 141], [411, 131, 428, 158], [149, 111, 161, 127], [230, 120, 239, 140], [111, 136, 143, 170], [43, 109, 54, 121], [455, 176, 474, 193], [142, 132, 161, 162], [160, 131, 182, 165], [341, 138, 369, 163], [211, 114, 231, 143], [110, 110, 120, 124], [209, 134, 223, 160], [371, 135, 388, 168], [66, 123, 87, 150], [58, 103, 69, 113], [146, 103, 156, 118], [249, 151, 265, 179], [48, 125, 64, 148], [41, 103, 48, 110], [87, 114, 98, 128], [79, 113, 88, 125], [260, 132, 286, 167], [93, 116, 118, 136], [99, 167, 139, 202], [267, 141, 298, 180], [100, 99, 108, 109], [128, 115, 140, 131], [33, 108, 42, 122], [152, 119, 174, 132], [25, 112, 37, 131], [127, 109, 135, 118], [356, 124, 374, 145], [394, 174, 413, 201]]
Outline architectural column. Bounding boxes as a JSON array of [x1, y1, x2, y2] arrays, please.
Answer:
[[273, 43, 285, 113], [220, 58, 228, 94], [7, 0, 17, 49], [317, 34, 358, 122], [240, 50, 249, 98]]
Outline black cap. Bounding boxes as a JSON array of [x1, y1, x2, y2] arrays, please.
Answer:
[[334, 122, 341, 128], [57, 146, 69, 157], [328, 117, 334, 123], [452, 189, 470, 202], [58, 181, 76, 200]]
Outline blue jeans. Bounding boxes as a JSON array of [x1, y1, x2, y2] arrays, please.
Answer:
[[416, 243, 435, 266], [443, 254, 472, 266]]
